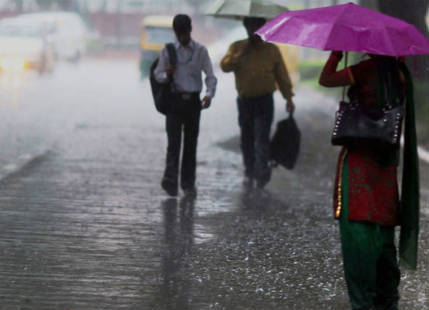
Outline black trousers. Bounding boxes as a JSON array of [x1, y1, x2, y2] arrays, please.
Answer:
[[237, 94, 274, 185], [163, 94, 201, 191]]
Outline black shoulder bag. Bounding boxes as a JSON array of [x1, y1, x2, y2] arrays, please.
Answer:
[[149, 43, 177, 115], [331, 53, 404, 148]]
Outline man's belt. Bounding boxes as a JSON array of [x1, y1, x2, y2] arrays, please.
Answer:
[[240, 93, 273, 101], [175, 92, 200, 101]]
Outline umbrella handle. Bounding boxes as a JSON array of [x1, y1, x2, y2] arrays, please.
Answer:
[[342, 51, 349, 102]]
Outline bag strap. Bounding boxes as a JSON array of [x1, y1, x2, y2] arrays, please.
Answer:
[[376, 59, 402, 110], [166, 43, 177, 66], [165, 43, 177, 90]]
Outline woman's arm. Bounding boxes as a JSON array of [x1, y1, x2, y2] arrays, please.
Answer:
[[319, 51, 354, 87]]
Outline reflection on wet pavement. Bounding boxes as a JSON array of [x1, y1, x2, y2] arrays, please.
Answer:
[[157, 197, 195, 309]]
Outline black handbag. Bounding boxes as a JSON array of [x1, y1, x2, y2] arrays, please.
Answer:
[[331, 100, 404, 147], [270, 114, 301, 169], [331, 52, 404, 147]]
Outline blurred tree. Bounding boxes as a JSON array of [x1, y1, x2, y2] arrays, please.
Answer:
[[35, 0, 55, 9], [360, 0, 429, 80], [15, 0, 23, 10], [57, 0, 73, 10], [35, 0, 78, 10], [359, 0, 377, 10], [185, 0, 208, 10], [378, 0, 428, 38], [379, 0, 429, 81], [304, 0, 310, 8]]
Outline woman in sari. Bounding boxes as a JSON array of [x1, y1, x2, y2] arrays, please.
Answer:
[[319, 51, 419, 310]]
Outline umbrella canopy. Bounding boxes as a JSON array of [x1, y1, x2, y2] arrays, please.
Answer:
[[256, 2, 429, 56], [206, 0, 288, 20]]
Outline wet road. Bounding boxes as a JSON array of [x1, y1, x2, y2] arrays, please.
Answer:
[[0, 58, 428, 310]]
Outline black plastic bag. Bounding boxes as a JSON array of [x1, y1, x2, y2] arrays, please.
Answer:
[[270, 115, 301, 169]]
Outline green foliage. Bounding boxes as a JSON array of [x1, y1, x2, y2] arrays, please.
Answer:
[[298, 53, 359, 81], [86, 39, 104, 53], [298, 60, 342, 98], [298, 60, 325, 80]]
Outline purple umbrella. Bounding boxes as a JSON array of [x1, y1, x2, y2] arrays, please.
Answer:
[[256, 2, 429, 56]]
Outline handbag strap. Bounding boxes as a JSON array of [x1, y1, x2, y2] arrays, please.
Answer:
[[166, 43, 177, 66], [166, 43, 177, 92]]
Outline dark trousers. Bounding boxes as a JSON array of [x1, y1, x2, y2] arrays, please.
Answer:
[[163, 94, 201, 191], [237, 94, 274, 185]]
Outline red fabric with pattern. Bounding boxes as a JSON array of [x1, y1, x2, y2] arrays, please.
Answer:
[[333, 148, 400, 226]]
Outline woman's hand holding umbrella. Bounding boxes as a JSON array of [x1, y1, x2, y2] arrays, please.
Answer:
[[332, 51, 343, 60]]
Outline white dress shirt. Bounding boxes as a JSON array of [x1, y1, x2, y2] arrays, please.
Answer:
[[154, 40, 217, 98]]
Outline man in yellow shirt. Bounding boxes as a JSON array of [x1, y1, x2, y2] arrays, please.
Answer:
[[221, 17, 295, 189]]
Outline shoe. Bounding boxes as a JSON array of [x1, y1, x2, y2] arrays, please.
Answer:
[[256, 179, 268, 189], [183, 187, 197, 198], [161, 179, 178, 197], [243, 176, 254, 189], [374, 303, 397, 310]]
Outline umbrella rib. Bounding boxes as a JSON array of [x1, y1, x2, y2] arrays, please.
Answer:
[[323, 23, 338, 51], [323, 5, 348, 51], [384, 26, 400, 56]]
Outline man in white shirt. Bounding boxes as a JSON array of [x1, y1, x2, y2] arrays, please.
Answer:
[[154, 14, 217, 197]]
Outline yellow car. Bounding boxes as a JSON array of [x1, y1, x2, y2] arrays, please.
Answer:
[[139, 15, 175, 78]]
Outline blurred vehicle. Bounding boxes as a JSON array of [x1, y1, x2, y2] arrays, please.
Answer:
[[0, 18, 55, 74], [16, 11, 88, 62], [139, 15, 175, 78]]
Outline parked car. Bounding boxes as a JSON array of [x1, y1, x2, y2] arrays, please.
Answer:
[[139, 15, 175, 78], [16, 11, 88, 62], [0, 18, 55, 74]]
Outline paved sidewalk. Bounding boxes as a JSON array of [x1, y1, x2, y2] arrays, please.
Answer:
[[0, 58, 427, 309]]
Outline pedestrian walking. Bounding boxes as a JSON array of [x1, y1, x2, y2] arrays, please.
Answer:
[[220, 17, 295, 189], [319, 51, 419, 310], [154, 14, 217, 197]]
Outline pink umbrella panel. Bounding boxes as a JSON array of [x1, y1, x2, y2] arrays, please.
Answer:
[[256, 2, 429, 56]]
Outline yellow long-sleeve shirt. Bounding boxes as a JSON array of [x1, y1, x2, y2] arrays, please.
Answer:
[[220, 39, 294, 100]]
